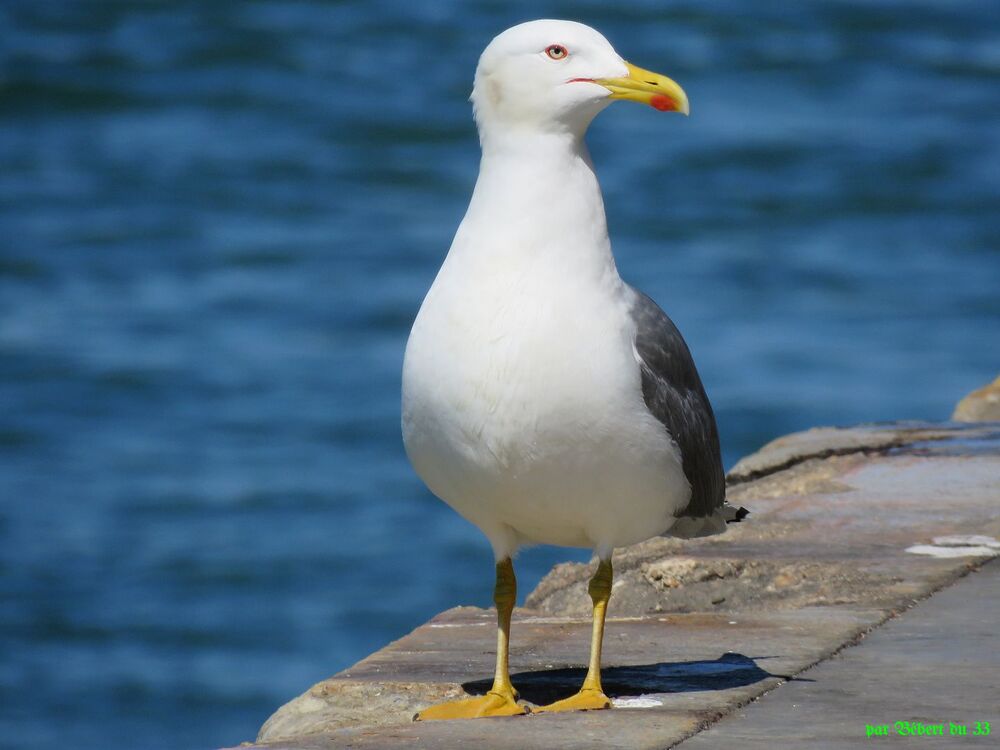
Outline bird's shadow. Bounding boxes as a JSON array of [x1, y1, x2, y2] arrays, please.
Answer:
[[463, 653, 782, 706]]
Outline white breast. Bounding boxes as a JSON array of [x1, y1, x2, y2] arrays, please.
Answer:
[[402, 256, 690, 558]]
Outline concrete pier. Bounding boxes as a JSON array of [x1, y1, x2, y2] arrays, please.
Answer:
[[237, 421, 1000, 749]]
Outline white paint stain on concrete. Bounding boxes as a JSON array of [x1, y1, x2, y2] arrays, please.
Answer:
[[906, 535, 1000, 558], [612, 696, 664, 708]]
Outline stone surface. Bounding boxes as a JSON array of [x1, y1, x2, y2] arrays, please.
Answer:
[[256, 680, 465, 739], [678, 559, 1000, 749], [952, 376, 1000, 422], [253, 605, 886, 749], [240, 422, 1000, 749], [725, 421, 960, 482]]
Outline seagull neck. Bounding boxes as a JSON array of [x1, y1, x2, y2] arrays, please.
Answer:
[[476, 128, 593, 185], [459, 130, 617, 281], [478, 124, 588, 157]]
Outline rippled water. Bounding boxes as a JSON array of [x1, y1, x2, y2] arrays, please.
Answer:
[[1, 1, 997, 748]]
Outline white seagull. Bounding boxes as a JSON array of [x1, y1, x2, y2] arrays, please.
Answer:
[[402, 19, 745, 720]]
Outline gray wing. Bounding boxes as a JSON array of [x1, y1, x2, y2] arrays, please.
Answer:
[[629, 287, 725, 519]]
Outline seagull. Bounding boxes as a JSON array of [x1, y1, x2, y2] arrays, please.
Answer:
[[402, 19, 745, 720]]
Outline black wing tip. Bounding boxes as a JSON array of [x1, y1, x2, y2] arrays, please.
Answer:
[[726, 506, 750, 524]]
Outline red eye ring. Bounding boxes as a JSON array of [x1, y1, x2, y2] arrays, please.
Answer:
[[545, 44, 568, 60]]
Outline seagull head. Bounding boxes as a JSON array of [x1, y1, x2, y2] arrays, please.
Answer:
[[471, 19, 689, 139]]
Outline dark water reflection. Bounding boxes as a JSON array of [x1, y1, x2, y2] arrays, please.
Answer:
[[1, 1, 997, 748]]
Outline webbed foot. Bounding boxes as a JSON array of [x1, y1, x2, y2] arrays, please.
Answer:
[[535, 687, 611, 713], [414, 689, 528, 721]]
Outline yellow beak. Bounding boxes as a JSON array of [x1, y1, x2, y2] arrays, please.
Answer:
[[595, 61, 690, 115]]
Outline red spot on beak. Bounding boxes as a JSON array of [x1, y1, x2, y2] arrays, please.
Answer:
[[649, 94, 675, 112]]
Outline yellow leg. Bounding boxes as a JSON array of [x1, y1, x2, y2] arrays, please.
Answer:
[[536, 558, 613, 713], [415, 558, 528, 720]]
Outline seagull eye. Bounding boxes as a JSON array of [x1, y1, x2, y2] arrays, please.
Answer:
[[545, 45, 568, 60]]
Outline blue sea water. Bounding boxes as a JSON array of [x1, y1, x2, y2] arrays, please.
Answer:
[[0, 1, 997, 748]]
